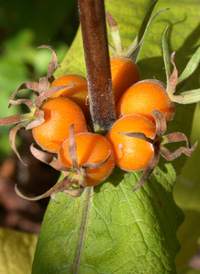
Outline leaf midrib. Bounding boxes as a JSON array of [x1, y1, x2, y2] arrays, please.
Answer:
[[73, 187, 93, 274]]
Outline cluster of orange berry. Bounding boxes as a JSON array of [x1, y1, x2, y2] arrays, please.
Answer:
[[0, 7, 199, 201]]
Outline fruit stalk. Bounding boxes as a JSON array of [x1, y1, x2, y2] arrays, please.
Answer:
[[78, 0, 116, 132]]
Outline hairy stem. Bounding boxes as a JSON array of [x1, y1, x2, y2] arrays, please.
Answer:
[[78, 0, 116, 132]]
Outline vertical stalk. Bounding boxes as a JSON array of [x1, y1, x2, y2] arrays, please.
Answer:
[[78, 0, 116, 133]]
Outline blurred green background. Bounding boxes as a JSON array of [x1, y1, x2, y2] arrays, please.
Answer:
[[0, 0, 79, 160]]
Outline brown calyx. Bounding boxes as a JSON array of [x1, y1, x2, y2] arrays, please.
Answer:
[[15, 124, 111, 201], [119, 109, 197, 192], [0, 46, 74, 165]]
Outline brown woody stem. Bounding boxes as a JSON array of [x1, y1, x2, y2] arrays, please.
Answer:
[[78, 0, 116, 132]]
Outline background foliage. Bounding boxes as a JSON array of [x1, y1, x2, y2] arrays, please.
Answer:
[[0, 0, 79, 160]]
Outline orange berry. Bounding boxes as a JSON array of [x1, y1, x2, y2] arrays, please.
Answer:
[[50, 74, 90, 118], [106, 114, 156, 171], [59, 132, 115, 187], [32, 98, 88, 153], [110, 56, 140, 104], [117, 79, 175, 123]]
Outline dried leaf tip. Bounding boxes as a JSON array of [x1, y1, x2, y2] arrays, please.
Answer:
[[162, 29, 200, 104], [106, 12, 123, 56], [37, 45, 60, 83]]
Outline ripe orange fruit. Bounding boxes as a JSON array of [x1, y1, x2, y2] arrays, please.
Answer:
[[50, 74, 90, 118], [106, 114, 156, 171], [110, 56, 140, 104], [116, 79, 175, 123], [32, 97, 88, 153], [59, 132, 115, 187]]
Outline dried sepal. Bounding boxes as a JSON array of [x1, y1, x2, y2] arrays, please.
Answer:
[[63, 187, 85, 197], [118, 132, 154, 144], [15, 124, 113, 201], [68, 124, 79, 168], [162, 29, 178, 96], [152, 110, 197, 175], [9, 45, 73, 109], [0, 106, 45, 164], [25, 118, 44, 131], [0, 107, 43, 165], [34, 83, 74, 107], [160, 132, 198, 160], [169, 54, 200, 104], [14, 175, 75, 202], [8, 109, 45, 165], [9, 99, 34, 110], [9, 123, 28, 165], [162, 132, 191, 146], [37, 45, 60, 83], [119, 110, 197, 192], [10, 76, 74, 109], [30, 144, 70, 172], [14, 133, 91, 201], [64, 124, 87, 186], [67, 124, 112, 186], [82, 151, 111, 169], [133, 147, 160, 192], [151, 109, 167, 136], [10, 78, 74, 109], [0, 114, 22, 126], [9, 81, 40, 107], [9, 78, 46, 107], [161, 142, 198, 161], [25, 109, 45, 130], [167, 52, 178, 96], [1, 45, 76, 164], [14, 124, 86, 201], [162, 29, 200, 104], [38, 77, 49, 94]]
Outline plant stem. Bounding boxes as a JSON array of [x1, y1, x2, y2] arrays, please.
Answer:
[[78, 0, 116, 133]]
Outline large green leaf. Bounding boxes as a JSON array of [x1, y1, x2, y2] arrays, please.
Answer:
[[32, 165, 182, 274], [0, 227, 37, 274], [32, 0, 200, 273]]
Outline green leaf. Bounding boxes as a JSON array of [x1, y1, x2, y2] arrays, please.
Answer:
[[54, 28, 86, 77], [127, 5, 168, 62], [32, 165, 183, 274], [32, 0, 200, 273], [162, 27, 171, 84], [0, 227, 37, 274], [178, 47, 200, 85], [171, 89, 200, 104]]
